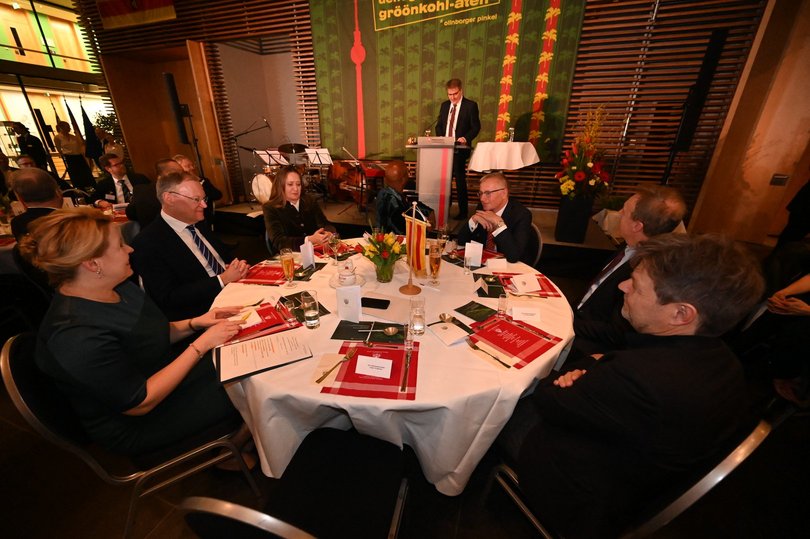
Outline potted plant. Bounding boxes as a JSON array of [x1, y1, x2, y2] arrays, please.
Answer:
[[553, 105, 610, 243]]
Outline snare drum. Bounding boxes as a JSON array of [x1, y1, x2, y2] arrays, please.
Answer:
[[251, 173, 274, 204]]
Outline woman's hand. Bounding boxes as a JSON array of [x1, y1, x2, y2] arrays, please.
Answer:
[[195, 320, 243, 352], [768, 294, 810, 316], [193, 307, 242, 328], [308, 228, 331, 246]]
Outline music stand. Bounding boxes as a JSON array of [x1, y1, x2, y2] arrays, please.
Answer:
[[306, 148, 333, 199]]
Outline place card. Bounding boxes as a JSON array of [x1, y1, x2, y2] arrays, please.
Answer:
[[300, 239, 315, 268], [486, 257, 508, 270], [355, 354, 393, 379], [465, 241, 483, 267], [511, 305, 541, 323], [428, 321, 469, 345], [336, 285, 362, 322]]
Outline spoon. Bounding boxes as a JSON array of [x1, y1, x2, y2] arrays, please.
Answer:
[[439, 313, 455, 324], [383, 326, 399, 336]]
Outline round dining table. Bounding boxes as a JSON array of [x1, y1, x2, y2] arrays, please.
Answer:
[[211, 246, 574, 496]]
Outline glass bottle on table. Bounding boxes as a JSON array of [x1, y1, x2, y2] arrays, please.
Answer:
[[280, 248, 295, 288]]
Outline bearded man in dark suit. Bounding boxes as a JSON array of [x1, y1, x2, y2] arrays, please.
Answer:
[[435, 78, 480, 219]]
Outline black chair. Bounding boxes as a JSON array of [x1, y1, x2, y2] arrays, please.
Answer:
[[1, 333, 261, 538], [183, 428, 409, 539], [181, 496, 316, 539], [0, 272, 50, 344], [491, 401, 794, 538]]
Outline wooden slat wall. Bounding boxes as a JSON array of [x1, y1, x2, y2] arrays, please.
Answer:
[[73, 0, 763, 209]]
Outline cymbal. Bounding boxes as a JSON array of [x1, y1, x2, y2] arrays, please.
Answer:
[[279, 143, 308, 154]]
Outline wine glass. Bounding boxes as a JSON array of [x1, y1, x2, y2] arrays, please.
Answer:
[[437, 226, 450, 254], [280, 248, 295, 288], [328, 233, 341, 266], [428, 243, 442, 286]]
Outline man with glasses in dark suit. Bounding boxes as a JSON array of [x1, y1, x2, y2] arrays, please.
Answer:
[[456, 172, 534, 264], [131, 172, 250, 320]]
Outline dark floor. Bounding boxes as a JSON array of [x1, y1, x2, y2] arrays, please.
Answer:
[[2, 216, 809, 538]]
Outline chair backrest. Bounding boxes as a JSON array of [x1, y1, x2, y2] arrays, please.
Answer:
[[0, 333, 129, 481], [531, 222, 543, 267], [181, 496, 316, 539]]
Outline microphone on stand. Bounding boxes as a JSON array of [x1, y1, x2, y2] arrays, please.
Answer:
[[263, 117, 272, 131], [423, 117, 438, 136], [342, 146, 360, 167]]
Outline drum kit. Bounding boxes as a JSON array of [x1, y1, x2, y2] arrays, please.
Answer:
[[248, 143, 333, 204]]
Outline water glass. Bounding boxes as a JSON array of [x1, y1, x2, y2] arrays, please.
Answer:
[[301, 290, 320, 329], [410, 297, 426, 336], [283, 300, 297, 325], [497, 294, 508, 319], [463, 255, 473, 275]]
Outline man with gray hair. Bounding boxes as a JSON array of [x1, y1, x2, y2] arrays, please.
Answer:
[[498, 233, 765, 538], [131, 172, 249, 320], [573, 184, 687, 353]]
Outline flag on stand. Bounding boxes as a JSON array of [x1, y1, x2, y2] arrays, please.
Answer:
[[81, 105, 103, 161], [64, 101, 84, 143], [405, 214, 428, 276]]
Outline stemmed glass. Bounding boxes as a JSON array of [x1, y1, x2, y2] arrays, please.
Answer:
[[328, 233, 341, 266], [428, 243, 442, 286], [437, 226, 450, 254], [280, 248, 296, 288]]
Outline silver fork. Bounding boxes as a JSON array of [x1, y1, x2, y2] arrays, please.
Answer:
[[466, 338, 511, 369], [316, 348, 358, 383]]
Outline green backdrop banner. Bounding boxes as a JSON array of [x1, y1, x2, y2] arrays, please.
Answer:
[[310, 0, 584, 162]]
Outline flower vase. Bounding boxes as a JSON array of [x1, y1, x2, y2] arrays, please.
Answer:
[[554, 196, 594, 244], [375, 264, 394, 283]]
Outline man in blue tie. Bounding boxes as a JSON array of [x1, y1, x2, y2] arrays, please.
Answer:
[[132, 172, 249, 320]]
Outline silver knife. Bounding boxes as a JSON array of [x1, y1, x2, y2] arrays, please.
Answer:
[[511, 320, 554, 341], [400, 349, 411, 392]]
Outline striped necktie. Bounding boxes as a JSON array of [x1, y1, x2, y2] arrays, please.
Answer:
[[187, 225, 224, 274], [118, 180, 132, 203]]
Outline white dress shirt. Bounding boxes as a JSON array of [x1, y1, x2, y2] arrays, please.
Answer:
[[161, 210, 227, 285]]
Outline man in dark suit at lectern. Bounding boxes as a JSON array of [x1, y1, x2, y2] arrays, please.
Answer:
[[436, 78, 480, 220]]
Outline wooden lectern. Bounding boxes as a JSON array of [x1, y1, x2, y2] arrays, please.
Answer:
[[406, 136, 459, 229]]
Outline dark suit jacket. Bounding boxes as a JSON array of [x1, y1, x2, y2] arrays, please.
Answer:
[[16, 133, 48, 169], [516, 333, 749, 537], [435, 97, 480, 147], [131, 215, 233, 321], [92, 173, 149, 204], [125, 182, 161, 228], [11, 206, 56, 241], [456, 199, 535, 264], [263, 195, 335, 254], [572, 258, 635, 354]]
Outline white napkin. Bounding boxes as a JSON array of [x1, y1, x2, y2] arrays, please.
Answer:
[[465, 241, 483, 267], [300, 239, 315, 268], [428, 321, 469, 345]]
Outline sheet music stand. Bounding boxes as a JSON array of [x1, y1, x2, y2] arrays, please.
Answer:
[[255, 149, 289, 168]]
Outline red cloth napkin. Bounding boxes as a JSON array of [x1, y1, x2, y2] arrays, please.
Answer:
[[470, 316, 561, 369], [493, 272, 562, 298], [239, 263, 296, 285], [321, 342, 419, 400]]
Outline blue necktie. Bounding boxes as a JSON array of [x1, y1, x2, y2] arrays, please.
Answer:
[[187, 225, 224, 274]]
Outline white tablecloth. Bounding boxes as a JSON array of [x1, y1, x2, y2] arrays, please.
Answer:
[[468, 142, 540, 172], [212, 251, 573, 496]]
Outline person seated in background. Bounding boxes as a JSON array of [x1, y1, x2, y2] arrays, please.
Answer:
[[572, 185, 686, 355], [53, 121, 95, 191], [173, 154, 222, 225], [263, 166, 335, 253], [132, 172, 249, 321], [19, 207, 253, 464], [9, 168, 63, 241], [125, 158, 183, 228], [456, 172, 533, 264], [16, 154, 71, 191], [376, 160, 433, 234], [92, 153, 150, 209], [94, 127, 124, 159], [497, 233, 765, 538]]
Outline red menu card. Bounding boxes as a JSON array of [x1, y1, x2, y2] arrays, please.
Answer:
[[493, 272, 562, 298], [239, 263, 296, 285], [320, 342, 419, 400], [227, 302, 298, 344], [470, 317, 562, 369]]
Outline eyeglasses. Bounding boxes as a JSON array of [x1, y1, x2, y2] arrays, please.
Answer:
[[169, 191, 208, 205], [478, 188, 505, 198]]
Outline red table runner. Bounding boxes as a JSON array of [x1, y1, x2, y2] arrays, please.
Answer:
[[320, 342, 419, 400], [470, 316, 562, 369]]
